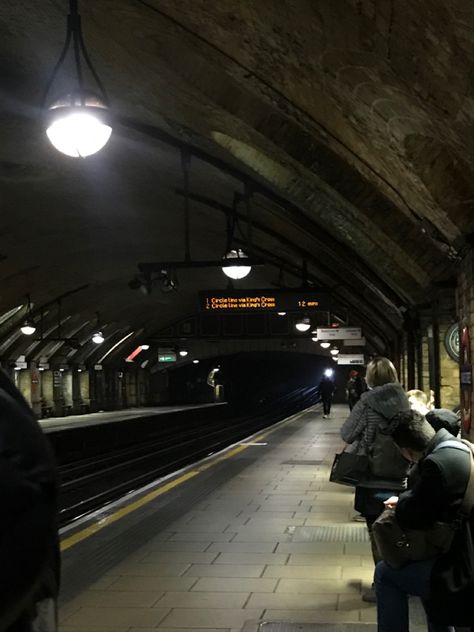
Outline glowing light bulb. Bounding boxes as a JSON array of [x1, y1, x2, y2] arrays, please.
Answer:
[[46, 94, 112, 158], [92, 331, 104, 344], [222, 249, 251, 279]]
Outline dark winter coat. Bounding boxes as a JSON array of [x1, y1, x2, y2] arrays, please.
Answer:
[[318, 377, 335, 398], [395, 429, 473, 623], [396, 429, 470, 527], [0, 370, 59, 629], [340, 382, 410, 489]]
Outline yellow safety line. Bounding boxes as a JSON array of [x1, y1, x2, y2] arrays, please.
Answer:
[[60, 409, 306, 551], [61, 470, 200, 551]]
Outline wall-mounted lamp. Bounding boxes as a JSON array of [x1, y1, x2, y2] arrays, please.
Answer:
[[42, 0, 112, 157], [20, 294, 36, 336]]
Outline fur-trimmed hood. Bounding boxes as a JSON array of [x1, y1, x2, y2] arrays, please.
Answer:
[[362, 382, 409, 420]]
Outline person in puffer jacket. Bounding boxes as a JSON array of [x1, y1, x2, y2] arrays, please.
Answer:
[[340, 356, 410, 602]]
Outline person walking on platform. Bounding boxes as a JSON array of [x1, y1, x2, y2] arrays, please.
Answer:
[[340, 356, 410, 602], [319, 369, 335, 419], [0, 369, 59, 632], [346, 369, 367, 410], [374, 410, 473, 632]]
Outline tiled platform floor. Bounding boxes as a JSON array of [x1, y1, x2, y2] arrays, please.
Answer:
[[59, 404, 428, 631]]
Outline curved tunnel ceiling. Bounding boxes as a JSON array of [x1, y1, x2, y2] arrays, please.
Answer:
[[0, 0, 471, 365]]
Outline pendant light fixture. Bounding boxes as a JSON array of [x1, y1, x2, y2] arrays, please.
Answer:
[[91, 312, 104, 344], [42, 0, 112, 157], [222, 192, 252, 280], [330, 347, 340, 356], [295, 317, 311, 332], [320, 341, 331, 349], [20, 295, 36, 336], [222, 249, 252, 280]]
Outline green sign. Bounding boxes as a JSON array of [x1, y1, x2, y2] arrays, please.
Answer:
[[158, 353, 176, 363]]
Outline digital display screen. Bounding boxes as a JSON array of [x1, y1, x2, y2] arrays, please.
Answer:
[[199, 290, 327, 312]]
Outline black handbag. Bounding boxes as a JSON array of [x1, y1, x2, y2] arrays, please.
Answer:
[[372, 509, 457, 570], [329, 450, 368, 486]]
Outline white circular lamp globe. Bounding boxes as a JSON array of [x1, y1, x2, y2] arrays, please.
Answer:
[[46, 93, 112, 158], [295, 319, 311, 332], [222, 249, 251, 280], [20, 322, 36, 336], [92, 331, 104, 344]]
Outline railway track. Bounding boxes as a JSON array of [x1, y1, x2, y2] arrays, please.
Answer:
[[54, 387, 319, 525]]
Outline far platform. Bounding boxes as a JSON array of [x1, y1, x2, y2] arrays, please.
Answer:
[[40, 403, 226, 433]]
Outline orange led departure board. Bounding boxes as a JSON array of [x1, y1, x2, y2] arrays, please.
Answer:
[[199, 290, 327, 312]]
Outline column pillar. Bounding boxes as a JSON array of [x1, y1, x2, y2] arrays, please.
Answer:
[[457, 248, 474, 439]]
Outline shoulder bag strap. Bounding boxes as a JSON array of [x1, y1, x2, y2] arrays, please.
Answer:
[[432, 439, 474, 513]]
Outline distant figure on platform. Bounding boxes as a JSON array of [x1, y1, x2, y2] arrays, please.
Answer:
[[0, 369, 59, 631], [346, 369, 367, 410], [319, 369, 335, 419]]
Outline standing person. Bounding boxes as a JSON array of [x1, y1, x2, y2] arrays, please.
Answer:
[[340, 356, 410, 602], [319, 369, 335, 419], [346, 369, 367, 410], [374, 409, 472, 632], [0, 369, 59, 631]]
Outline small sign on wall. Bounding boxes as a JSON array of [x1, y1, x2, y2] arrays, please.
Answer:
[[337, 354, 365, 365], [317, 327, 362, 340]]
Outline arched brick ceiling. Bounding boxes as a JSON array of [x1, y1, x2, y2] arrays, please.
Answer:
[[0, 0, 471, 363]]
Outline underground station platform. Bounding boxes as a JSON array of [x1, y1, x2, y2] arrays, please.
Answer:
[[58, 404, 428, 632]]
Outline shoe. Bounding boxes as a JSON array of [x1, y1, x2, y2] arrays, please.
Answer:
[[362, 586, 377, 603], [351, 513, 365, 522]]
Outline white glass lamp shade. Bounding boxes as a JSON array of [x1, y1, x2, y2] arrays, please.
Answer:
[[140, 344, 150, 350], [295, 318, 311, 332], [92, 331, 104, 344], [193, 359, 200, 364], [179, 350, 188, 357], [330, 348, 340, 355], [222, 249, 251, 279], [277, 312, 286, 316], [46, 93, 112, 158], [20, 322, 36, 336], [320, 341, 331, 349], [311, 336, 318, 342]]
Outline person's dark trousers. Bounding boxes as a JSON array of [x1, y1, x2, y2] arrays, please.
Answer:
[[374, 559, 455, 632], [322, 396, 331, 415]]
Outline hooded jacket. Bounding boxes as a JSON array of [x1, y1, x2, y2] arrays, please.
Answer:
[[340, 382, 410, 489]]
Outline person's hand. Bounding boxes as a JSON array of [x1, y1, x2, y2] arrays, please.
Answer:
[[384, 496, 399, 509]]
